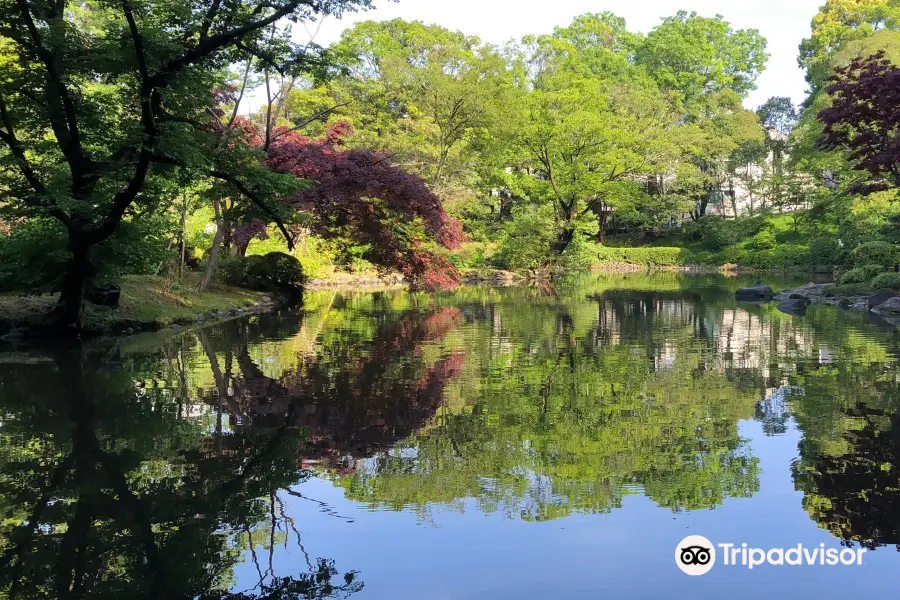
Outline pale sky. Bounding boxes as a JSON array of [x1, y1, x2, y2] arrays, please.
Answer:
[[296, 0, 826, 110]]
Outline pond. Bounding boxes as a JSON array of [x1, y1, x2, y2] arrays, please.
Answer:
[[1, 273, 899, 599]]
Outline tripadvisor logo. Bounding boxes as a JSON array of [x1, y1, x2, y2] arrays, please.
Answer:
[[674, 535, 867, 576]]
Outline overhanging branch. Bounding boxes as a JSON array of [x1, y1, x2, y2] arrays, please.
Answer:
[[149, 153, 294, 249]]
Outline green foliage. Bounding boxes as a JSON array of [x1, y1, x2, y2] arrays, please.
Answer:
[[445, 242, 496, 269], [595, 247, 690, 267], [635, 10, 769, 111], [870, 272, 900, 290], [223, 252, 305, 295], [746, 227, 777, 251], [0, 220, 70, 293], [840, 264, 885, 284], [686, 216, 738, 250], [851, 241, 897, 267], [0, 218, 172, 293], [494, 205, 560, 269], [810, 237, 841, 265]]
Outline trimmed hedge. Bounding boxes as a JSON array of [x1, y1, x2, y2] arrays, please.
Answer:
[[595, 247, 690, 267], [716, 245, 810, 269]]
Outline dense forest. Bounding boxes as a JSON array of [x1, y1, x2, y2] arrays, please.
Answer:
[[1, 0, 900, 332]]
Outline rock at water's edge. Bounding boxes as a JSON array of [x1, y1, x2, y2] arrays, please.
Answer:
[[868, 288, 900, 311], [872, 296, 900, 315], [777, 297, 811, 316], [735, 285, 774, 301]]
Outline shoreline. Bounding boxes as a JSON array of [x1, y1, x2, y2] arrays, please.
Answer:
[[0, 275, 288, 341], [0, 265, 847, 342]]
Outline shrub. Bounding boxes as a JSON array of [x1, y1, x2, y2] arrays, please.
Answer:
[[561, 236, 602, 269], [0, 220, 70, 292], [447, 241, 496, 269], [870, 272, 900, 290], [595, 247, 689, 267], [717, 245, 810, 269], [687, 216, 736, 251], [809, 237, 840, 265], [839, 263, 884, 285], [851, 241, 897, 268], [223, 252, 304, 296], [746, 228, 776, 251], [494, 205, 559, 269]]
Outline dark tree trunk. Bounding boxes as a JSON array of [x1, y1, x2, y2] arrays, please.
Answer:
[[50, 240, 94, 332], [553, 226, 576, 255], [598, 210, 609, 244]]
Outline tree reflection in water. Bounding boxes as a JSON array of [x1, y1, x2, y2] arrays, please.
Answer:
[[5, 273, 900, 598], [0, 307, 463, 599]]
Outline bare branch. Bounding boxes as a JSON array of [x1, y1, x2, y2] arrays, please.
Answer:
[[152, 0, 308, 86], [271, 102, 350, 141], [148, 153, 295, 249], [14, 0, 88, 188], [0, 92, 46, 196]]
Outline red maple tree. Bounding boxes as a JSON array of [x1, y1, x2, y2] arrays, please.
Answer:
[[249, 122, 465, 289], [818, 51, 900, 194]]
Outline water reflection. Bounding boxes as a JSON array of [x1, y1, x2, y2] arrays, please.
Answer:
[[2, 273, 900, 598]]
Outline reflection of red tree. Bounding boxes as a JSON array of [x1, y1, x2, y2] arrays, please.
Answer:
[[216, 309, 465, 469]]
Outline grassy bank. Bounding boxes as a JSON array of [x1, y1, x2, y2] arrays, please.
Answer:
[[0, 274, 268, 336], [602, 213, 815, 271]]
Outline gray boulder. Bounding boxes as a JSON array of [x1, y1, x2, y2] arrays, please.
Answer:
[[735, 285, 774, 301], [812, 265, 834, 274], [872, 296, 900, 315], [868, 288, 899, 311], [777, 297, 811, 316]]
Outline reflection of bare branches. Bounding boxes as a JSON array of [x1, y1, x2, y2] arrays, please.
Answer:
[[276, 494, 312, 570], [246, 527, 264, 589], [267, 493, 276, 580], [285, 489, 355, 524]]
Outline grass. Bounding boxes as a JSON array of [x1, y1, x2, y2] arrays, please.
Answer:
[[0, 274, 263, 335]]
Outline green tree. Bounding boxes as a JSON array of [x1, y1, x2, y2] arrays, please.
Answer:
[[506, 44, 678, 255], [635, 11, 769, 114], [798, 0, 900, 92], [327, 19, 511, 189], [0, 0, 370, 331]]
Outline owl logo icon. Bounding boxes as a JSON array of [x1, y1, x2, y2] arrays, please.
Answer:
[[675, 536, 716, 575]]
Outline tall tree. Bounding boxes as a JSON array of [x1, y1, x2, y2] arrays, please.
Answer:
[[798, 0, 900, 93], [635, 10, 769, 114], [511, 71, 677, 253], [0, 0, 371, 331], [328, 19, 511, 189]]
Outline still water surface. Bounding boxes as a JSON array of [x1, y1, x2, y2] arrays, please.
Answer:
[[1, 273, 899, 599]]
